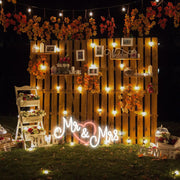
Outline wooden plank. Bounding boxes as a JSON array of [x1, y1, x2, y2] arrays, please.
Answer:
[[130, 38, 137, 144], [115, 38, 121, 143], [51, 40, 58, 134], [151, 37, 158, 143], [30, 41, 36, 87], [145, 38, 151, 144], [108, 38, 114, 133], [121, 38, 129, 144], [137, 38, 144, 145], [74, 40, 81, 70]]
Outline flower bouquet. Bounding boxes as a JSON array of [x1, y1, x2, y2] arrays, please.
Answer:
[[20, 110, 46, 117], [18, 93, 40, 100], [24, 126, 45, 136], [56, 56, 71, 74]]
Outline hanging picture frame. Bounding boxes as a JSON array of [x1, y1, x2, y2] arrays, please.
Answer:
[[88, 65, 99, 76], [121, 38, 133, 46], [95, 45, 104, 57], [45, 45, 56, 53], [76, 50, 85, 61]]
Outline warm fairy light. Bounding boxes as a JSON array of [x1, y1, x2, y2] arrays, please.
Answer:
[[134, 86, 140, 91], [141, 112, 147, 116], [120, 86, 125, 91], [120, 63, 124, 70], [174, 170, 180, 176], [89, 11, 93, 17], [70, 142, 74, 146], [0, 0, 2, 4], [91, 43, 95, 48], [112, 42, 117, 47], [63, 111, 67, 116], [112, 110, 117, 116], [119, 131, 124, 136], [149, 41, 154, 47], [59, 12, 63, 17], [104, 141, 109, 145], [90, 64, 97, 68], [127, 138, 131, 144], [122, 7, 126, 12], [26, 147, 35, 152], [36, 86, 39, 90], [55, 47, 60, 52], [56, 86, 60, 92], [27, 8, 31, 13], [78, 86, 82, 93], [155, 0, 160, 2], [40, 64, 47, 71], [105, 87, 110, 93], [42, 170, 49, 175], [143, 139, 147, 144], [98, 108, 102, 115]]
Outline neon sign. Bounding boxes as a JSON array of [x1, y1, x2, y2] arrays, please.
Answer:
[[54, 117, 121, 148]]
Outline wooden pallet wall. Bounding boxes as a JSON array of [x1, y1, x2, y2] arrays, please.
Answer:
[[30, 38, 158, 145]]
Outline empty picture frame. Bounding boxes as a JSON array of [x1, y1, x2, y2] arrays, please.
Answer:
[[95, 45, 104, 57], [45, 45, 56, 53], [76, 50, 85, 61], [121, 38, 133, 47]]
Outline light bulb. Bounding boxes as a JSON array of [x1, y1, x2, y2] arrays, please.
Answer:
[[98, 108, 102, 114], [120, 86, 125, 91], [91, 43, 95, 48], [155, 0, 159, 2], [78, 86, 82, 93], [63, 111, 67, 116], [112, 110, 117, 116], [59, 12, 63, 17], [141, 112, 147, 116], [40, 64, 46, 71], [36, 86, 39, 90], [127, 138, 131, 144], [122, 7, 126, 12], [56, 47, 60, 52], [70, 142, 74, 146], [56, 86, 60, 92], [174, 170, 180, 176], [0, 0, 2, 5], [42, 170, 49, 175], [27, 8, 31, 13], [89, 11, 93, 17], [143, 139, 147, 144], [149, 41, 154, 47], [134, 86, 140, 91], [120, 63, 124, 70], [112, 42, 117, 47], [105, 87, 110, 93]]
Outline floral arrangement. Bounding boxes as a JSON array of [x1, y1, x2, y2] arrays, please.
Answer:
[[77, 64, 102, 93], [147, 83, 154, 93], [20, 110, 46, 117], [24, 126, 44, 135], [27, 55, 49, 79], [123, 2, 180, 37], [59, 56, 70, 64], [99, 16, 116, 38], [0, 137, 4, 141], [157, 133, 178, 145], [18, 93, 40, 100], [118, 84, 144, 113]]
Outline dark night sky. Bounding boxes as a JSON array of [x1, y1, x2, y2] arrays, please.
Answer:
[[0, 0, 180, 123]]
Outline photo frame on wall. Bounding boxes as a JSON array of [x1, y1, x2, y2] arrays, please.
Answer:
[[45, 45, 56, 53], [76, 50, 85, 61], [95, 45, 104, 57], [88, 65, 99, 76], [121, 38, 133, 47]]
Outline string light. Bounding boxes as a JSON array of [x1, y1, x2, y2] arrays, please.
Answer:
[[143, 139, 147, 144], [174, 170, 180, 176], [63, 110, 67, 116], [155, 0, 160, 2], [120, 63, 124, 70], [78, 86, 82, 93], [27, 8, 32, 14], [89, 11, 93, 17], [112, 110, 117, 116], [70, 142, 74, 146], [91, 43, 95, 48], [105, 87, 110, 93], [0, 0, 2, 5], [112, 42, 117, 47], [122, 7, 126, 12], [134, 86, 140, 91], [127, 138, 131, 144], [59, 12, 63, 17], [55, 47, 60, 52], [120, 86, 125, 91], [40, 64, 47, 71], [42, 170, 49, 175], [141, 112, 147, 116], [36, 86, 39, 90], [56, 86, 60, 92], [97, 108, 102, 115], [149, 41, 154, 47]]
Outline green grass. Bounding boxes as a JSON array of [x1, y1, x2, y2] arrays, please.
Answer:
[[0, 144, 180, 180]]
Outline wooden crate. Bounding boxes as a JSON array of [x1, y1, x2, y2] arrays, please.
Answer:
[[30, 38, 158, 144]]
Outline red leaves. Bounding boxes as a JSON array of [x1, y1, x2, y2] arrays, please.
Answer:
[[158, 18, 168, 29]]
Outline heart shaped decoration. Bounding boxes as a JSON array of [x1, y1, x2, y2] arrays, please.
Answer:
[[73, 121, 97, 145]]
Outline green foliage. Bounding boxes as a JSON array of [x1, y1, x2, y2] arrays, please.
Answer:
[[0, 144, 180, 179]]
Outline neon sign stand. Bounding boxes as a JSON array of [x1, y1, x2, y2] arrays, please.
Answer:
[[54, 117, 121, 148]]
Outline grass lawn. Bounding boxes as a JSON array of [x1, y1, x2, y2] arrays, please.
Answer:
[[0, 144, 180, 180]]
